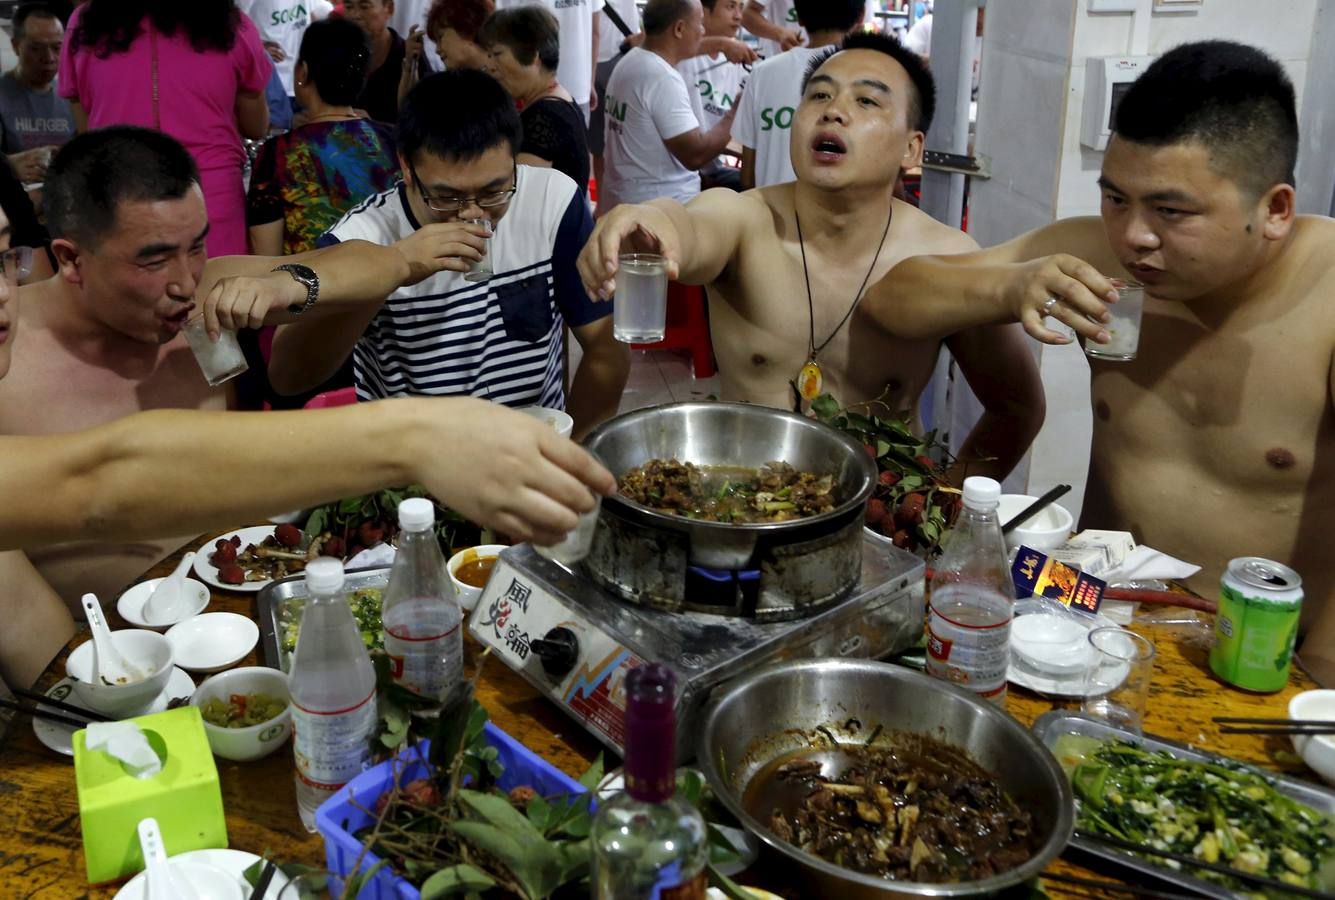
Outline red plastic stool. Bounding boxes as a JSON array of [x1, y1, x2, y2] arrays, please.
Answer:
[[303, 386, 357, 409], [631, 282, 715, 378]]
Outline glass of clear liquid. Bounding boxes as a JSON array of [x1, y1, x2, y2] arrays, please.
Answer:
[[612, 253, 668, 343], [1085, 280, 1144, 362], [462, 217, 493, 283], [535, 490, 602, 566], [1082, 627, 1156, 735], [183, 317, 249, 387]]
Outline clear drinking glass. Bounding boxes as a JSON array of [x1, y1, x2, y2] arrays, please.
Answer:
[[183, 317, 249, 387], [1085, 280, 1144, 362], [277, 870, 335, 899], [1082, 627, 1156, 734], [535, 490, 602, 566], [612, 253, 669, 343], [462, 217, 493, 283]]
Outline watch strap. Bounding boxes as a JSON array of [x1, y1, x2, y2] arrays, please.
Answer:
[[273, 263, 319, 316]]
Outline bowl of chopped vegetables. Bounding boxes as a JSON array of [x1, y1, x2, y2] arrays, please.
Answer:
[[190, 666, 291, 762]]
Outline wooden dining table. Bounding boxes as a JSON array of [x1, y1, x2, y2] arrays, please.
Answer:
[[0, 535, 1324, 899]]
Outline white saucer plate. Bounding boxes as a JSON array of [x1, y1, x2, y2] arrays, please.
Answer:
[[193, 526, 282, 593], [113, 849, 291, 900], [33, 667, 196, 757], [165, 612, 259, 674]]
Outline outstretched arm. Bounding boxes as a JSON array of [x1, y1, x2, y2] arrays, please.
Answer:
[[864, 218, 1121, 345], [944, 322, 1046, 482], [0, 397, 616, 553]]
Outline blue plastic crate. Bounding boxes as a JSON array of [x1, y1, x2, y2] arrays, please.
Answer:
[[315, 722, 592, 900]]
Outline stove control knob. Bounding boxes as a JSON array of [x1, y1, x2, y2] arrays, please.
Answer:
[[530, 627, 580, 680]]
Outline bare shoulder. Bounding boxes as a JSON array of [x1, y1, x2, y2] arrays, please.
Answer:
[[889, 200, 979, 255]]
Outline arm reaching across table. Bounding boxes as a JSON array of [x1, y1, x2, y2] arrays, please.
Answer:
[[864, 217, 1122, 345], [0, 397, 615, 553]]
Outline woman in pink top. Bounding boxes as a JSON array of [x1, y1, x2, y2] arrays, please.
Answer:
[[60, 1, 272, 257]]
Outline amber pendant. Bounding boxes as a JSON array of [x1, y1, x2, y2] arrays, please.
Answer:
[[797, 360, 824, 401]]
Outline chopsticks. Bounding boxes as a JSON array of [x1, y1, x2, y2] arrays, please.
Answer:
[[11, 687, 111, 722], [247, 859, 277, 900], [0, 697, 99, 729], [1213, 716, 1335, 736], [1001, 483, 1072, 534], [1077, 830, 1333, 899]]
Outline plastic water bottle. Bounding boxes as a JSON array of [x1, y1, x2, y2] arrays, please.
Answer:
[[289, 557, 377, 832], [925, 476, 1015, 705], [382, 498, 464, 704]]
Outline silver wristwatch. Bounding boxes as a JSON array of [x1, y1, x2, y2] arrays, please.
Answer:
[[273, 263, 319, 316]]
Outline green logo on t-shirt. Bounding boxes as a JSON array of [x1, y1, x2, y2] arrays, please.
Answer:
[[271, 2, 308, 25], [760, 105, 795, 130], [785, 7, 798, 23], [605, 93, 628, 123]]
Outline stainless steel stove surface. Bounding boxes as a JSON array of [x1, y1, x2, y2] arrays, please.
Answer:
[[468, 534, 925, 758]]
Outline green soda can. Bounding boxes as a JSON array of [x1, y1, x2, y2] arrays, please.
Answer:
[[1209, 557, 1303, 692]]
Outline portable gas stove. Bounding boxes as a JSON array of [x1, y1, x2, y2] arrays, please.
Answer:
[[468, 534, 924, 759]]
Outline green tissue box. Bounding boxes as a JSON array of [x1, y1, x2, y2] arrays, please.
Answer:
[[73, 705, 227, 884]]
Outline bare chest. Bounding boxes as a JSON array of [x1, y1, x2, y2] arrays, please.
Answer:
[[0, 326, 226, 435]]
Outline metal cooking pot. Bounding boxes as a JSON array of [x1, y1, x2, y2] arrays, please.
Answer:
[[582, 402, 876, 569], [698, 659, 1073, 898]]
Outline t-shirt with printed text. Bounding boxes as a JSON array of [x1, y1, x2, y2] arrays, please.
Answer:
[[732, 45, 824, 188], [601, 47, 701, 207]]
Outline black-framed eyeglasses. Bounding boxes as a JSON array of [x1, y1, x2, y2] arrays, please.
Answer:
[[408, 160, 518, 214]]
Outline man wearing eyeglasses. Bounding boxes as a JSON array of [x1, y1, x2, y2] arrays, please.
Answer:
[[269, 69, 629, 440]]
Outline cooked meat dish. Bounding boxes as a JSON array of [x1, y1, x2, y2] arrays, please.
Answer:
[[617, 459, 836, 523], [749, 743, 1039, 884]]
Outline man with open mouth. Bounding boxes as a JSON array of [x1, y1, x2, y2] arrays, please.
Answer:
[[580, 30, 1045, 484]]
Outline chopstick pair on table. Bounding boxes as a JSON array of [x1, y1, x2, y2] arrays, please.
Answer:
[[1213, 716, 1335, 736], [0, 687, 110, 728]]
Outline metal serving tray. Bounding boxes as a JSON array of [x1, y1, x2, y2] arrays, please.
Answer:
[[256, 566, 391, 671], [1031, 710, 1335, 898]]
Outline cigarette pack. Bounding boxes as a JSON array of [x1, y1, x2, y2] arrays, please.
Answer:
[[1047, 529, 1136, 578], [1012, 545, 1107, 616]]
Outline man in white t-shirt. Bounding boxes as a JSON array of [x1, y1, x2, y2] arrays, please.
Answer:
[[496, 0, 604, 119], [601, 0, 735, 210], [677, 0, 749, 190], [742, 0, 802, 59], [734, 0, 862, 189], [237, 0, 334, 97], [590, 0, 640, 192]]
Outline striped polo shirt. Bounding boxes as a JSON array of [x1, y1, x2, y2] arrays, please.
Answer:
[[318, 165, 604, 407]]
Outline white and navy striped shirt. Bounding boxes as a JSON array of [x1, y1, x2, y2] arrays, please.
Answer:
[[318, 166, 604, 407]]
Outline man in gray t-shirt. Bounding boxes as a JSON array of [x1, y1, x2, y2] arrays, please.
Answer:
[[0, 4, 76, 183]]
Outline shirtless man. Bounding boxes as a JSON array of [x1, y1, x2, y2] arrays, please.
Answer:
[[579, 31, 1044, 480], [871, 41, 1335, 683], [0, 125, 501, 605]]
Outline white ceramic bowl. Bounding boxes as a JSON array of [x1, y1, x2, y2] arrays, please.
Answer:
[[117, 577, 211, 631], [165, 612, 259, 674], [1011, 612, 1095, 675], [191, 666, 292, 763], [998, 494, 1074, 553], [113, 859, 246, 900], [448, 544, 507, 612], [66, 629, 174, 717], [1289, 690, 1335, 784], [517, 405, 574, 438]]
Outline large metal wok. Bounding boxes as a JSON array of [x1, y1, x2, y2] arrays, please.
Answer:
[[582, 402, 877, 570]]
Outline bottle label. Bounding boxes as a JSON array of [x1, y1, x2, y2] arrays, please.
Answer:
[[925, 590, 1011, 698], [291, 688, 376, 790], [384, 621, 463, 700]]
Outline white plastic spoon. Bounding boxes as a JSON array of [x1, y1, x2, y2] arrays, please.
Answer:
[[81, 593, 145, 685], [138, 818, 199, 900], [142, 551, 197, 625]]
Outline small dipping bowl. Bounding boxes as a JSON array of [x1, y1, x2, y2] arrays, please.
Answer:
[[1011, 612, 1095, 676], [448, 544, 507, 612], [117, 860, 245, 900], [66, 629, 174, 718], [998, 494, 1074, 553], [117, 577, 211, 631], [517, 405, 574, 438], [165, 612, 259, 674], [191, 666, 293, 763], [1289, 690, 1335, 785]]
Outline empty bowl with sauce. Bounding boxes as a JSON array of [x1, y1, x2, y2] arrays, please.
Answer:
[[448, 544, 506, 612]]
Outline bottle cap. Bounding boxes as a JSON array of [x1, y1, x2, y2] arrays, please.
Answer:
[[398, 497, 435, 532], [304, 557, 345, 594], [623, 663, 677, 803], [962, 476, 1001, 509]]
